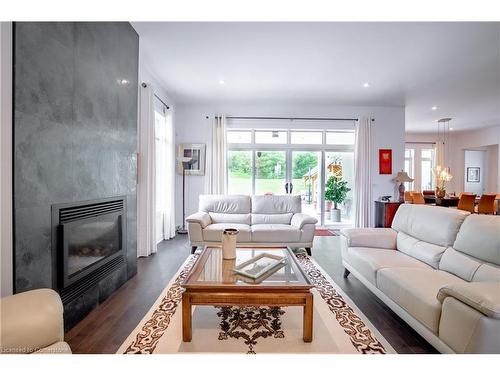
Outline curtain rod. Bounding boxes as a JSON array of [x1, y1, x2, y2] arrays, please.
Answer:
[[206, 115, 375, 122], [141, 83, 170, 109], [405, 141, 437, 144]]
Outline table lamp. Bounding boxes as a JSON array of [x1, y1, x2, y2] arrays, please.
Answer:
[[394, 171, 414, 203]]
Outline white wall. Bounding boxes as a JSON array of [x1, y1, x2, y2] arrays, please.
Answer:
[[0, 22, 13, 297], [174, 103, 405, 226], [406, 125, 500, 193], [464, 150, 486, 195]]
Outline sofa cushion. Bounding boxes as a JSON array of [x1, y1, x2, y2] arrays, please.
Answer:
[[251, 224, 301, 242], [202, 223, 251, 242], [439, 248, 482, 281], [377, 268, 465, 332], [199, 195, 251, 214], [344, 247, 431, 286], [397, 232, 447, 269], [251, 195, 301, 214], [251, 213, 293, 225], [209, 212, 251, 225], [452, 215, 500, 266], [392, 204, 469, 247]]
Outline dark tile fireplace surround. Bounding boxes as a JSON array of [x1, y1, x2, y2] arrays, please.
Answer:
[[13, 22, 139, 329]]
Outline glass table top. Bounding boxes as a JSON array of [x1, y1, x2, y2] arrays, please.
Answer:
[[184, 247, 310, 287]]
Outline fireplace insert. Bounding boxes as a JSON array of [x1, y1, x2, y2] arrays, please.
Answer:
[[52, 197, 126, 290]]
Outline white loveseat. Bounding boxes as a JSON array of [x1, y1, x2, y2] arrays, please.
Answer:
[[186, 195, 318, 255], [341, 204, 500, 353]]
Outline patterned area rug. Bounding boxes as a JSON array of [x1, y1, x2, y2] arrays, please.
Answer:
[[118, 251, 395, 354]]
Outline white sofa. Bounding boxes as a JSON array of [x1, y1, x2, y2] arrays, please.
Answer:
[[0, 289, 71, 354], [186, 195, 318, 255], [341, 204, 500, 354]]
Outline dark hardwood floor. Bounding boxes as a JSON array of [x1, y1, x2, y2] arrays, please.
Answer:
[[66, 235, 437, 354]]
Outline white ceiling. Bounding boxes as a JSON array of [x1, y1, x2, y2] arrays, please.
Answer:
[[132, 22, 500, 132]]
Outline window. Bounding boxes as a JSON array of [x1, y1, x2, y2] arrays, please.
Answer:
[[405, 143, 436, 193], [421, 149, 435, 190], [404, 149, 414, 191], [290, 131, 323, 144], [227, 150, 253, 194], [225, 126, 356, 227], [326, 131, 355, 145], [227, 130, 252, 144], [255, 130, 287, 144], [155, 107, 174, 243]]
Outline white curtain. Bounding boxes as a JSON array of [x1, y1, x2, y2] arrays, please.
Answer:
[[205, 115, 227, 194], [354, 117, 373, 228], [137, 83, 156, 257], [155, 108, 176, 242]]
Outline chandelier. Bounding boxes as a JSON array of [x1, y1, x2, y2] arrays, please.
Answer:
[[433, 118, 453, 194]]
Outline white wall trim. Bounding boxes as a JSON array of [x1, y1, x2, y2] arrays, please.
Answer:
[[0, 22, 13, 297]]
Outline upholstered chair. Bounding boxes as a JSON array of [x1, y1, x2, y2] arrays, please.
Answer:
[[457, 193, 476, 213], [410, 192, 425, 204], [404, 191, 415, 203], [477, 194, 497, 214], [0, 289, 71, 354], [458, 192, 473, 199]]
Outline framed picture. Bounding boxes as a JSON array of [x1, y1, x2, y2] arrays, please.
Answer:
[[379, 149, 392, 174], [467, 167, 480, 182], [178, 143, 206, 175]]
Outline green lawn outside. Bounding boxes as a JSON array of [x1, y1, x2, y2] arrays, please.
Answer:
[[228, 175, 310, 195]]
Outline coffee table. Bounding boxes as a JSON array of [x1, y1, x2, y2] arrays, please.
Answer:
[[181, 246, 314, 342]]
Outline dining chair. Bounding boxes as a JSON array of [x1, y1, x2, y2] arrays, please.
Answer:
[[404, 191, 414, 203], [410, 192, 426, 205], [458, 192, 473, 199], [477, 194, 497, 214], [457, 193, 476, 213]]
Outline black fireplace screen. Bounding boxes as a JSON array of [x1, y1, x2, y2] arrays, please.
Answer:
[[52, 197, 126, 290], [64, 213, 122, 278]]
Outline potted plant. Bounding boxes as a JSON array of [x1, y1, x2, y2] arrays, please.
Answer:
[[325, 175, 351, 222]]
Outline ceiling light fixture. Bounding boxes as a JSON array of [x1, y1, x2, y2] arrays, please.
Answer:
[[363, 82, 369, 88], [431, 106, 438, 111], [219, 79, 225, 85]]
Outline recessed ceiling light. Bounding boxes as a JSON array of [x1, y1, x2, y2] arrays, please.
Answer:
[[363, 82, 369, 88], [219, 79, 225, 85], [431, 106, 438, 111], [117, 79, 129, 85]]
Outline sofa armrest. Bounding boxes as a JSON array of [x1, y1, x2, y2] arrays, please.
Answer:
[[0, 289, 65, 353], [340, 228, 397, 249], [291, 213, 318, 229], [437, 282, 500, 319], [186, 212, 211, 228]]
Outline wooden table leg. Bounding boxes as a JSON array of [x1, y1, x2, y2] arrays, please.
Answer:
[[303, 293, 313, 342], [182, 292, 192, 342]]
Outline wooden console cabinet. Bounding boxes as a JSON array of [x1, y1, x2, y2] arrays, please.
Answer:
[[375, 201, 402, 228]]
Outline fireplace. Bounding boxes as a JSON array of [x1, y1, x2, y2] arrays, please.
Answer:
[[52, 197, 127, 299]]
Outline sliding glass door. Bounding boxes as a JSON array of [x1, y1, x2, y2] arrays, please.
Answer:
[[227, 150, 253, 195], [255, 151, 287, 195], [291, 151, 321, 224], [226, 128, 355, 227], [324, 151, 355, 225]]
